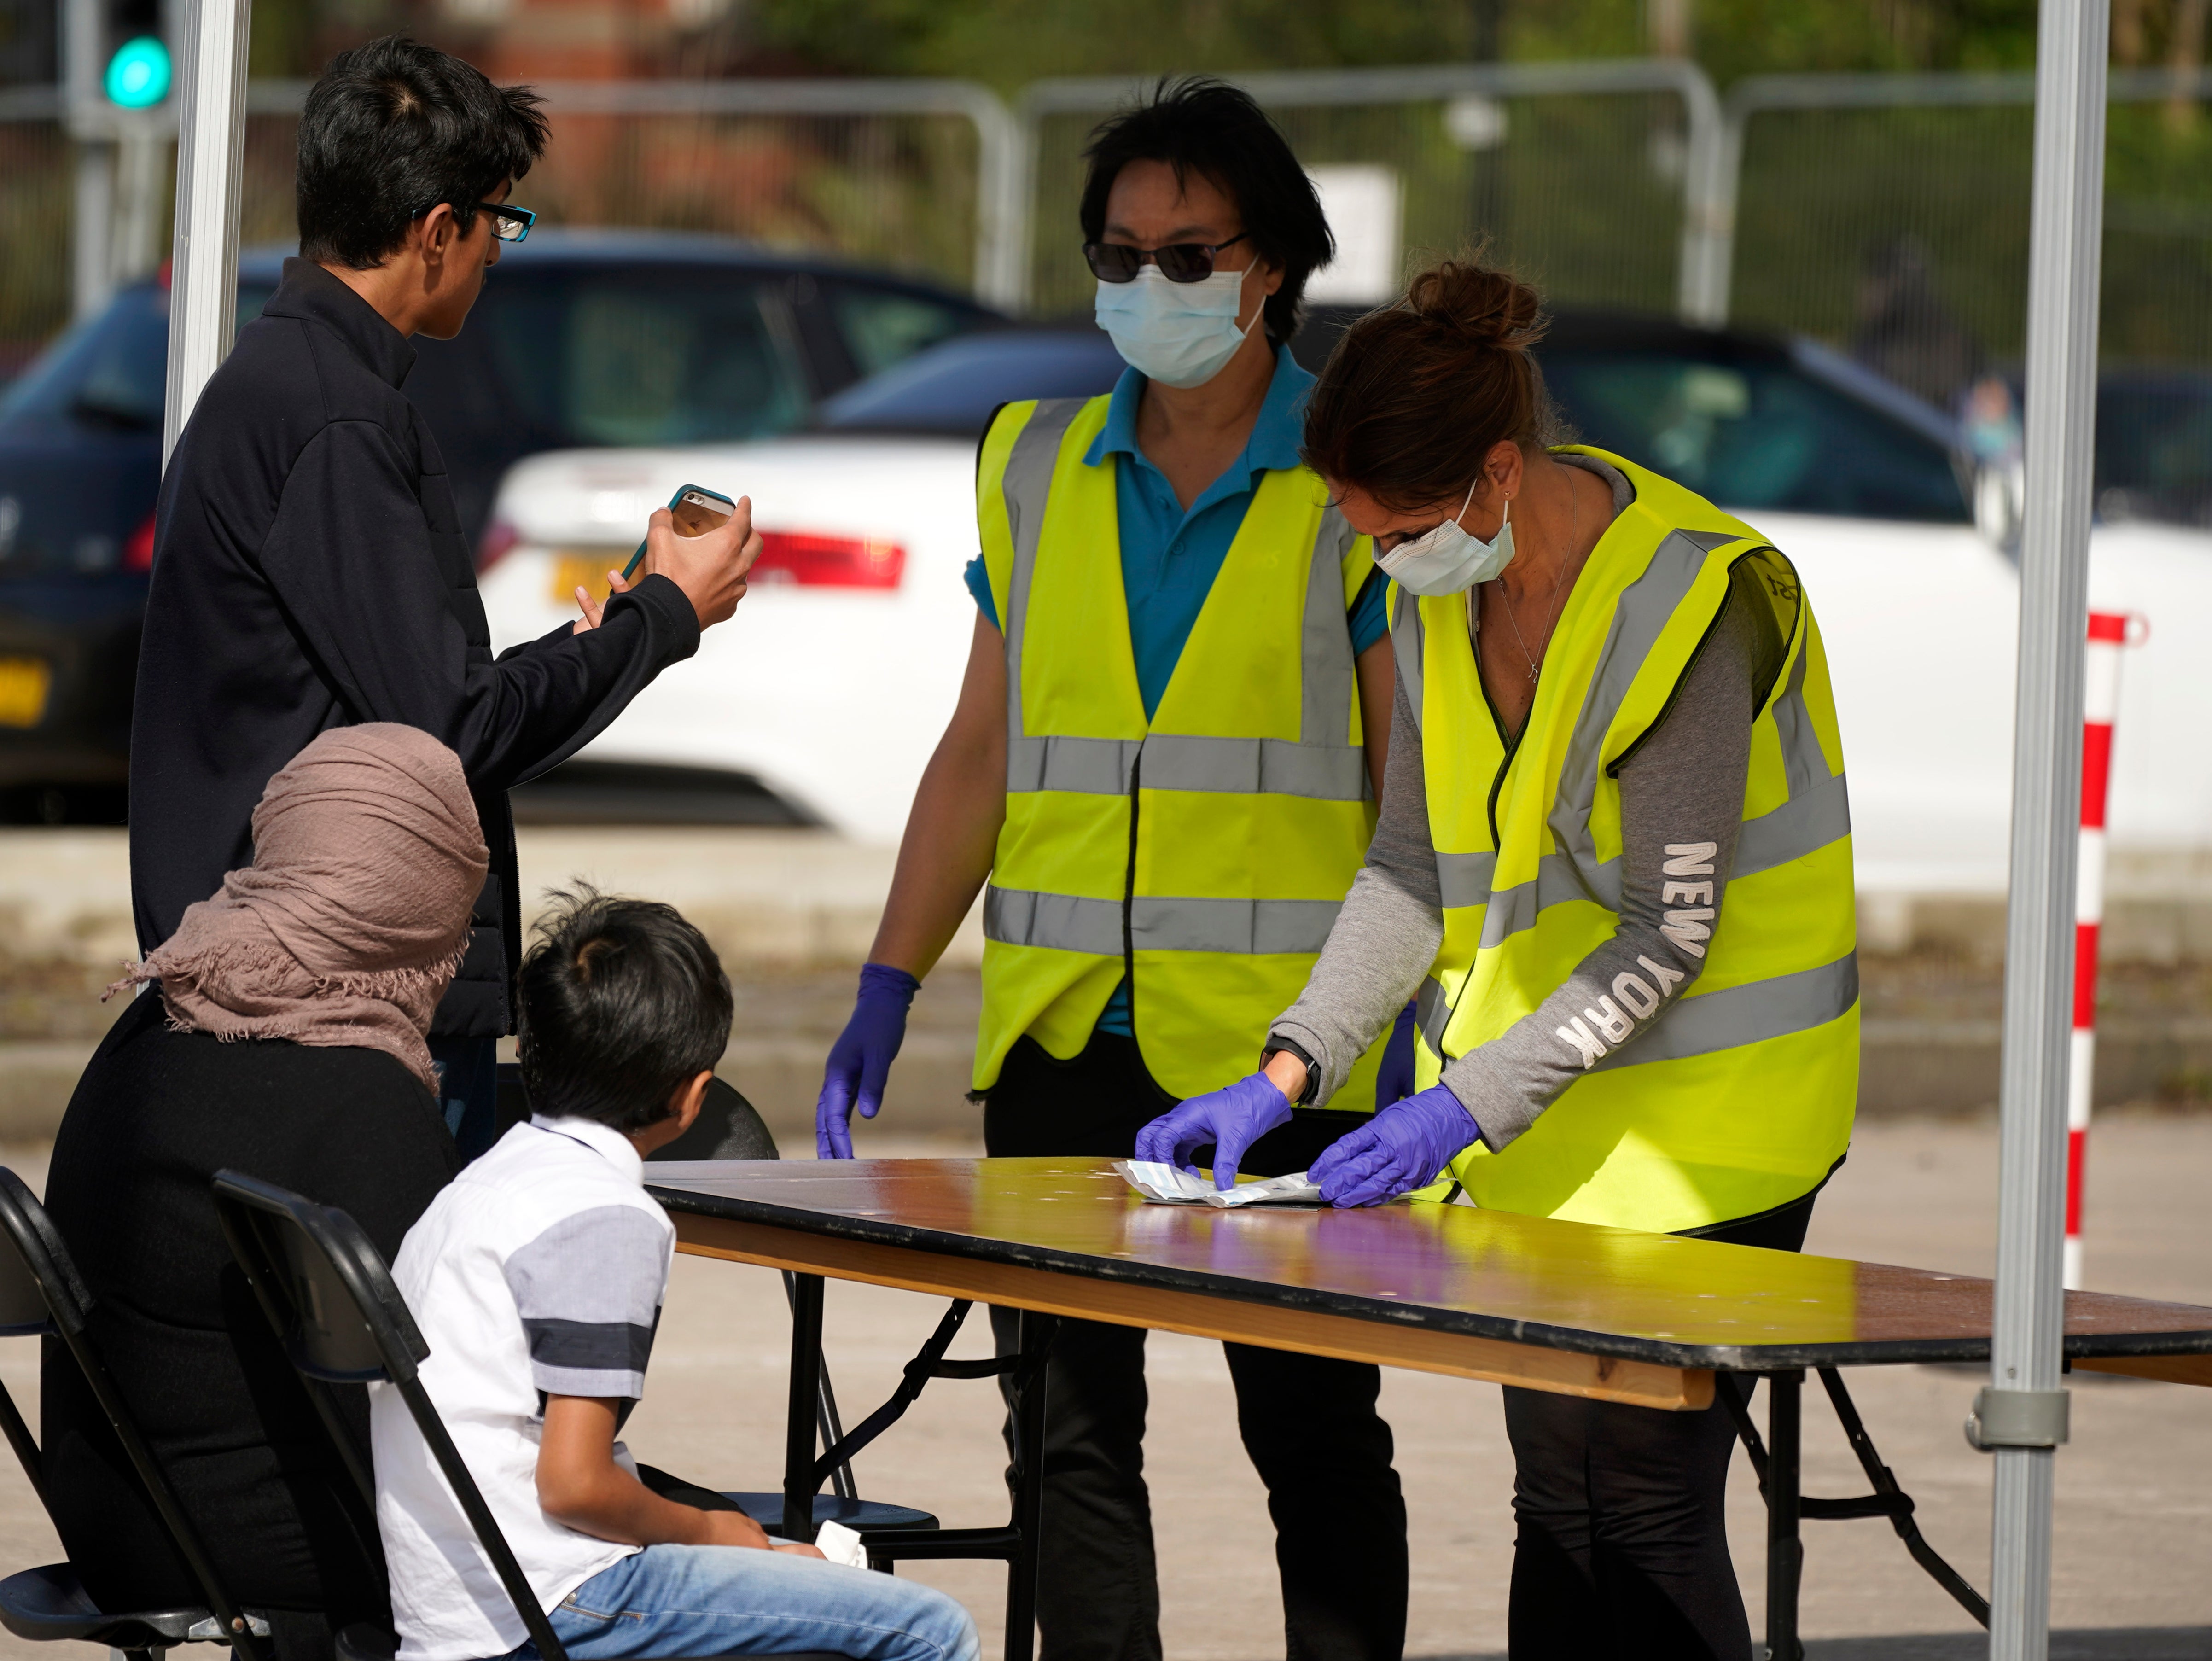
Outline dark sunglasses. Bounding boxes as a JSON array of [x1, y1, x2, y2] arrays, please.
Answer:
[[480, 202, 535, 243], [410, 200, 536, 243], [1083, 232, 1250, 284]]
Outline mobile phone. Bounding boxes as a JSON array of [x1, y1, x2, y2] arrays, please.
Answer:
[[622, 484, 736, 580]]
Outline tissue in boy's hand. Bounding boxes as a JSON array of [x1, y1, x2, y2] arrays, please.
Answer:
[[1112, 1160, 1322, 1207], [815, 1519, 868, 1569]]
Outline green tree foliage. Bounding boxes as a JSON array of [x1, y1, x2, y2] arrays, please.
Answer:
[[745, 0, 1506, 90], [741, 0, 2043, 87]]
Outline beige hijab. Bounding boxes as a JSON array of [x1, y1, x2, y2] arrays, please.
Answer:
[[110, 723, 489, 1093]]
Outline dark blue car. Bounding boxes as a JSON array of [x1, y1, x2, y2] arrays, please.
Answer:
[[0, 232, 998, 818]]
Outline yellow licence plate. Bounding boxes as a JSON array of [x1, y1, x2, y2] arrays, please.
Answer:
[[550, 553, 632, 606], [0, 658, 51, 729]]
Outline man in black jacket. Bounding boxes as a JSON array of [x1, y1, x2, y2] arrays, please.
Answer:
[[129, 37, 759, 1151]]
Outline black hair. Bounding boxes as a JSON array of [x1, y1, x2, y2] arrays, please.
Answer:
[[515, 888, 733, 1134], [1077, 76, 1332, 345], [296, 35, 548, 270]]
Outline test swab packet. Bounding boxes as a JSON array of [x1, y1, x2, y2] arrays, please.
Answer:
[[1113, 1160, 1324, 1208]]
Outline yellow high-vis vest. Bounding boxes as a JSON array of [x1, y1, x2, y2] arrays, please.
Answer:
[[973, 394, 1390, 1107], [1401, 447, 1857, 1234]]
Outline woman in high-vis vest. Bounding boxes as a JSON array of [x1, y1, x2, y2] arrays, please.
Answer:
[[1147, 259, 1857, 1658], [814, 80, 1412, 1661]]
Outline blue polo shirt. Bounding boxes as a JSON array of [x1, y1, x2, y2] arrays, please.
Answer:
[[964, 348, 1388, 1037]]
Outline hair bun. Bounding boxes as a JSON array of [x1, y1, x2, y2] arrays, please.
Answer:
[[1403, 259, 1547, 351]]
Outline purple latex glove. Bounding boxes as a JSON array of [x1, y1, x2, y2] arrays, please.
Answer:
[[815, 962, 921, 1159], [1375, 999, 1418, 1107], [1310, 1084, 1480, 1208], [1132, 1072, 1294, 1190]]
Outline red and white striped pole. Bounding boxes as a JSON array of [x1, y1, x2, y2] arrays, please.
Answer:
[[2066, 609, 2145, 1291]]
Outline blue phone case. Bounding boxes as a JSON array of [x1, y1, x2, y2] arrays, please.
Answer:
[[623, 485, 731, 580]]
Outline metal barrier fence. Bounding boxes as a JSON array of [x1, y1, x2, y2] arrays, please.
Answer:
[[5, 64, 2212, 377], [1704, 67, 2212, 374], [1011, 61, 1721, 322]]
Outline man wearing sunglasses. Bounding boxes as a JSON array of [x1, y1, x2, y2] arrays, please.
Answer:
[[816, 77, 1410, 1661], [131, 36, 762, 1165]]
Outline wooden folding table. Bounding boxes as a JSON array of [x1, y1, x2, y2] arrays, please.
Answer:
[[649, 1157, 2212, 1661]]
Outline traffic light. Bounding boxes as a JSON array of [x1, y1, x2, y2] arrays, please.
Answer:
[[100, 0, 168, 110]]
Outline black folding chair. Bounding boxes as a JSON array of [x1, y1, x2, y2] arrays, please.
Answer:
[[0, 1167, 268, 1661], [637, 1083, 1060, 1661], [210, 1169, 852, 1661], [635, 1078, 951, 1543]]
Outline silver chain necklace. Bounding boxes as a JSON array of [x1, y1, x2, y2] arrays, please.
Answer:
[[1498, 473, 1582, 684]]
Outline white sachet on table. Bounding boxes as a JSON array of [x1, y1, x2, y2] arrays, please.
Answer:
[[1113, 1160, 1323, 1207]]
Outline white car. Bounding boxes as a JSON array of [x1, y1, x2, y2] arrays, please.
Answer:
[[479, 317, 2212, 886]]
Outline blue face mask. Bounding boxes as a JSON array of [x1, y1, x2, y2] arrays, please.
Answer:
[[1374, 480, 1514, 596], [1094, 267, 1257, 390]]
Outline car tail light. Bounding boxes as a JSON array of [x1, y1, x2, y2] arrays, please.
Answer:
[[750, 531, 905, 590], [123, 512, 156, 573], [477, 518, 522, 573]]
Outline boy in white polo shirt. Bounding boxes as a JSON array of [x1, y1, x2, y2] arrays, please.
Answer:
[[373, 890, 979, 1661]]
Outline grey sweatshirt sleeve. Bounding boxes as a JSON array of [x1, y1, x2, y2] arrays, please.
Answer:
[[1443, 572, 1773, 1148], [1271, 560, 1781, 1137], [1265, 672, 1443, 1102]]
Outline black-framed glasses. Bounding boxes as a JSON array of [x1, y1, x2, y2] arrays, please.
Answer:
[[1083, 232, 1249, 284], [411, 200, 536, 242], [479, 202, 534, 243]]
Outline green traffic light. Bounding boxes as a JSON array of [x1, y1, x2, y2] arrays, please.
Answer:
[[105, 36, 171, 109]]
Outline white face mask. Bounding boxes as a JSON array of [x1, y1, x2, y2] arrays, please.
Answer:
[[1373, 479, 1514, 596], [1094, 266, 1257, 390]]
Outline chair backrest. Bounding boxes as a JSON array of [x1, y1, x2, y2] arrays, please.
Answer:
[[0, 1167, 262, 1658], [211, 1172, 426, 1386], [210, 1171, 570, 1661], [0, 1169, 86, 1339], [0, 1169, 64, 1516], [646, 1077, 780, 1163]]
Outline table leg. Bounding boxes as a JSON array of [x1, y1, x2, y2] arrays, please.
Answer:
[[1765, 1369, 1804, 1661], [1003, 1309, 1058, 1661], [784, 1271, 825, 1544]]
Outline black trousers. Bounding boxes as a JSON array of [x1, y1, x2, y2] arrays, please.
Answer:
[[984, 1033, 1408, 1661], [1501, 1195, 1816, 1661], [41, 996, 460, 1661]]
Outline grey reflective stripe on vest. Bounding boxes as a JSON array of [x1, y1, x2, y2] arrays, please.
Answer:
[[1007, 735, 1140, 794], [1303, 506, 1361, 746], [1451, 769, 1848, 936], [1001, 410, 1367, 801], [984, 886, 1341, 956], [1415, 974, 1450, 1052], [1000, 398, 1091, 787], [1477, 852, 1623, 949], [984, 886, 1125, 956], [1589, 951, 1859, 1072], [1734, 769, 1851, 880], [1767, 629, 1829, 798], [1131, 896, 1341, 954], [1546, 528, 1736, 876], [1389, 584, 1425, 734], [1434, 850, 1497, 909], [1140, 734, 1367, 799]]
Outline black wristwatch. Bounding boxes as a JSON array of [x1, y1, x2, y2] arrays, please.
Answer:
[[1261, 1037, 1320, 1105]]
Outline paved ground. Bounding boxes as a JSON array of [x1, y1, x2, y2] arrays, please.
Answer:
[[0, 1113, 2205, 1659]]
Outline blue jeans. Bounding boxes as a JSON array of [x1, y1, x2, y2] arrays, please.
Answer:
[[509, 1544, 980, 1661]]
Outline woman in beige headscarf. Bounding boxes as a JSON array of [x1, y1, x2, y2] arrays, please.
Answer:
[[42, 723, 490, 1661]]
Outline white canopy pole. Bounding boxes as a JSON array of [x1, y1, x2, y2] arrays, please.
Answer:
[[161, 0, 252, 467], [1982, 0, 2107, 1654]]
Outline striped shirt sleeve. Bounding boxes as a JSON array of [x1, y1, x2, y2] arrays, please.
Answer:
[[501, 1206, 671, 1401]]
